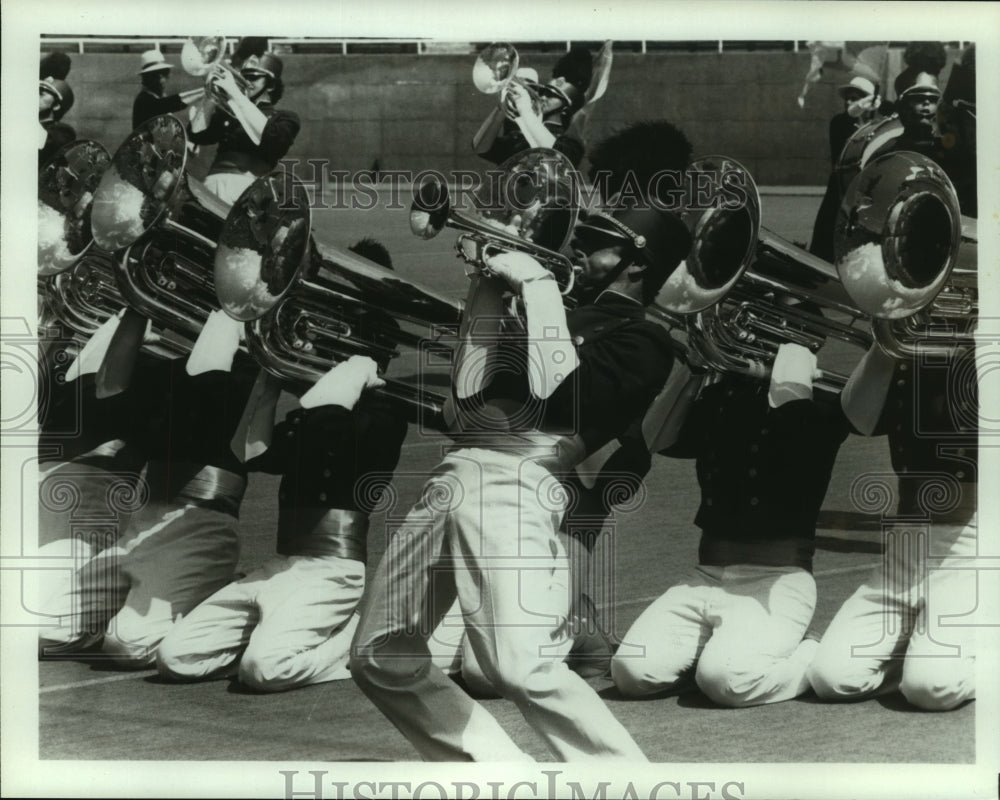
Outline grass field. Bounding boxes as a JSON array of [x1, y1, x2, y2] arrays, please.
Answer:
[[34, 191, 978, 769]]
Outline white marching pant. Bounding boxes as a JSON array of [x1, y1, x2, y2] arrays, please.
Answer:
[[808, 512, 978, 711], [157, 554, 364, 691], [611, 564, 818, 707], [350, 449, 646, 762], [38, 501, 240, 667]]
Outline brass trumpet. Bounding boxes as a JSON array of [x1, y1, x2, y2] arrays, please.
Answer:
[[214, 171, 463, 428], [90, 114, 232, 348], [410, 147, 582, 294]]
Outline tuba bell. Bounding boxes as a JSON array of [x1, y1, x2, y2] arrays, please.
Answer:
[[835, 150, 974, 359], [90, 114, 231, 349], [410, 147, 582, 295], [665, 155, 919, 391], [37, 138, 185, 360], [214, 171, 464, 429]]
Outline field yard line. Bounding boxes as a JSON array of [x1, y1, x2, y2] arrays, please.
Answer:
[[609, 561, 880, 610], [40, 669, 157, 694]]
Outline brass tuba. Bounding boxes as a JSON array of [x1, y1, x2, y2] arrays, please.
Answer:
[[38, 139, 122, 344], [214, 171, 464, 429], [410, 147, 582, 294], [90, 114, 231, 349], [835, 150, 974, 359], [672, 155, 916, 392]]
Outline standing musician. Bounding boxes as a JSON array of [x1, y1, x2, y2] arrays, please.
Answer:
[[808, 74, 882, 263], [39, 76, 75, 167], [187, 52, 300, 204], [39, 310, 256, 666], [611, 343, 851, 706], [350, 205, 691, 761], [475, 47, 595, 168], [132, 49, 204, 130]]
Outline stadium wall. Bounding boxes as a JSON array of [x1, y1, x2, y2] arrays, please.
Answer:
[[58, 51, 925, 185]]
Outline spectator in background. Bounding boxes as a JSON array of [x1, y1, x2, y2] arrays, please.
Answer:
[[828, 76, 879, 165], [132, 49, 204, 130]]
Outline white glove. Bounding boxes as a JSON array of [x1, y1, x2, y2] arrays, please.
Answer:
[[186, 310, 243, 376], [484, 250, 550, 293], [300, 355, 385, 410], [65, 312, 122, 382], [768, 342, 819, 408]]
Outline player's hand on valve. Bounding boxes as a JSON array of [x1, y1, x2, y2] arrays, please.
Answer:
[[301, 355, 386, 410]]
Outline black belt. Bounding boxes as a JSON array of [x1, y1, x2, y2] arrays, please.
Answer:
[[277, 508, 369, 562], [145, 461, 247, 517]]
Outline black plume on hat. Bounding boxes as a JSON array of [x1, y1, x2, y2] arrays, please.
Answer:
[[902, 42, 948, 76], [588, 120, 693, 208], [40, 51, 72, 80], [233, 37, 270, 69], [552, 46, 593, 94]]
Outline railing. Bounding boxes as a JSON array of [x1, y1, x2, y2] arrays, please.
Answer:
[[40, 36, 969, 57]]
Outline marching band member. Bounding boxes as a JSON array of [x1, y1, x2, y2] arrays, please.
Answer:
[[39, 310, 256, 666], [187, 52, 300, 204], [39, 76, 75, 167], [350, 205, 691, 761], [611, 343, 851, 706], [156, 356, 407, 691], [808, 337, 978, 711], [156, 239, 406, 691], [132, 49, 204, 130], [475, 46, 595, 167]]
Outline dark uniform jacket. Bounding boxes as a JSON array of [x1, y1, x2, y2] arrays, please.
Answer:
[[450, 292, 675, 472], [666, 374, 850, 572], [188, 102, 300, 178], [132, 89, 187, 130], [38, 370, 146, 474], [247, 396, 408, 559], [874, 352, 977, 519], [479, 112, 585, 168], [129, 354, 257, 514], [39, 121, 75, 168]]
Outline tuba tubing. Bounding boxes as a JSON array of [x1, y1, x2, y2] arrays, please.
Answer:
[[214, 171, 463, 428]]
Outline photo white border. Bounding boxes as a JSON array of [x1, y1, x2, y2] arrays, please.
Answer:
[[3, 1, 999, 798]]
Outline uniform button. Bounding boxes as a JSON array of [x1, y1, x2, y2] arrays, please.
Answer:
[[760, 428, 769, 435], [899, 364, 908, 372], [748, 468, 757, 477], [896, 379, 906, 387], [319, 492, 327, 502], [750, 444, 759, 453], [323, 468, 332, 477], [956, 470, 966, 480], [705, 498, 713, 507], [750, 497, 759, 506], [287, 430, 295, 438]]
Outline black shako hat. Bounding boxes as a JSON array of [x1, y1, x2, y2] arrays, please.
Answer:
[[576, 206, 692, 302], [552, 47, 593, 100]]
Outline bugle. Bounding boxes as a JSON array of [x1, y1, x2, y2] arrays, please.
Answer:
[[410, 147, 582, 295], [180, 36, 250, 115]]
